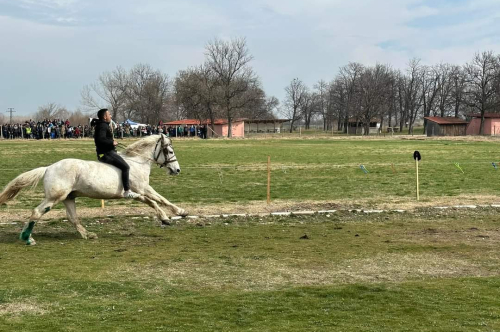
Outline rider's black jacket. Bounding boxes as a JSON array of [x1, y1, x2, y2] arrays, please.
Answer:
[[94, 120, 115, 155]]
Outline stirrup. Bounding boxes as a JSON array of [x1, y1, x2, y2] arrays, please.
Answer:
[[123, 190, 140, 199]]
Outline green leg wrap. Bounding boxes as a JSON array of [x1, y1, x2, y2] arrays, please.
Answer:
[[20, 221, 35, 242]]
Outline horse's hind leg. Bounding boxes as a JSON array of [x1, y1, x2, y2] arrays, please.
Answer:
[[20, 197, 60, 245], [63, 198, 97, 240]]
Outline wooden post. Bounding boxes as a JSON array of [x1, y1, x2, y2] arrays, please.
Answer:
[[101, 199, 105, 209], [267, 156, 271, 205], [416, 159, 419, 201]]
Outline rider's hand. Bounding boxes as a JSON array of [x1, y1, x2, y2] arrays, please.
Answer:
[[113, 140, 118, 146]]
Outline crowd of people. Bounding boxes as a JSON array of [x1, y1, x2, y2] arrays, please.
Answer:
[[0, 119, 90, 140], [0, 119, 209, 139]]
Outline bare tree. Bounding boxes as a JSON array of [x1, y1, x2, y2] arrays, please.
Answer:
[[357, 64, 393, 134], [421, 65, 439, 133], [464, 51, 500, 134], [127, 64, 172, 125], [262, 96, 279, 119], [451, 65, 467, 118], [338, 62, 364, 133], [314, 80, 329, 130], [328, 78, 346, 130], [175, 68, 206, 121], [68, 109, 89, 126], [81, 66, 129, 120], [434, 63, 455, 117], [300, 92, 319, 129], [34, 103, 68, 121], [282, 78, 308, 133], [397, 59, 425, 134], [205, 37, 258, 137]]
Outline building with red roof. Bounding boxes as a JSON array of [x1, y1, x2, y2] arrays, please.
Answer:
[[424, 116, 469, 136]]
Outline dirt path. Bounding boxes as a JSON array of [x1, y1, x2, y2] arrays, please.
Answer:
[[1, 194, 499, 222]]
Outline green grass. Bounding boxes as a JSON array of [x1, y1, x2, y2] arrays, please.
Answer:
[[0, 208, 499, 331], [1, 136, 500, 210], [1, 136, 500, 331]]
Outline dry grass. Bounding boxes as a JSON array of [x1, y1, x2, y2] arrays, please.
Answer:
[[0, 300, 47, 317], [111, 251, 497, 292]]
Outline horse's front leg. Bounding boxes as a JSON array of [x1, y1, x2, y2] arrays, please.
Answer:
[[144, 186, 188, 217], [135, 195, 171, 225]]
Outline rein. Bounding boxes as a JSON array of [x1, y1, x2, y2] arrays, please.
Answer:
[[116, 136, 177, 168]]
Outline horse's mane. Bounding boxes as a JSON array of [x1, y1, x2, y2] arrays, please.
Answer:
[[122, 135, 161, 157]]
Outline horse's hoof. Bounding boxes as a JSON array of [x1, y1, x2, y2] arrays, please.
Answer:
[[87, 232, 98, 240], [26, 237, 36, 246], [20, 232, 30, 241], [161, 220, 171, 227], [177, 209, 189, 217]]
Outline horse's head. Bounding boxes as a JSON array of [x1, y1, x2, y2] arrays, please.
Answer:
[[153, 134, 180, 175]]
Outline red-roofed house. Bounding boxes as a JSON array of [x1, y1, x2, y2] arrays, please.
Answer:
[[465, 113, 500, 135], [424, 117, 469, 136]]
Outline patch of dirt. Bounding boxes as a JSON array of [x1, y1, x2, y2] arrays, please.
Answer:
[[0, 300, 47, 316], [1, 194, 500, 222]]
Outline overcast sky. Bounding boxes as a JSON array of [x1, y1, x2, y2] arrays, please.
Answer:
[[1, 0, 500, 117]]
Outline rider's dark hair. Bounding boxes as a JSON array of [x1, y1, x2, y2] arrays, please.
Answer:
[[97, 108, 108, 120]]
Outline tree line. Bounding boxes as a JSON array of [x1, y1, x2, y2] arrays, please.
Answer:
[[78, 37, 278, 137], [30, 37, 500, 137], [283, 51, 500, 135]]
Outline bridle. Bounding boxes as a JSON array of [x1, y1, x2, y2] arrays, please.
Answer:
[[154, 136, 177, 168]]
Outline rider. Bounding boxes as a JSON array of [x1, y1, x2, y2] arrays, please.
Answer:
[[94, 108, 140, 199]]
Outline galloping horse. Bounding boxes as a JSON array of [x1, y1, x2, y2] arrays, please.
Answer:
[[0, 134, 188, 245]]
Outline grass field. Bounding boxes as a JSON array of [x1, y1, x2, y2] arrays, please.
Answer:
[[1, 136, 500, 331], [2, 135, 500, 210]]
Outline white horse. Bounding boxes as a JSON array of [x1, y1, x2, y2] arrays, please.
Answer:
[[0, 134, 188, 245]]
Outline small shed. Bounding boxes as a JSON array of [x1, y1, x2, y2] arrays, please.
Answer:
[[424, 116, 468, 137], [347, 119, 381, 135], [466, 113, 500, 135], [244, 119, 290, 134]]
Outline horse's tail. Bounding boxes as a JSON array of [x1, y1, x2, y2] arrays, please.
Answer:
[[0, 167, 48, 205]]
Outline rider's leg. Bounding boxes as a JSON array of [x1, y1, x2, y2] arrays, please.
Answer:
[[99, 151, 139, 198]]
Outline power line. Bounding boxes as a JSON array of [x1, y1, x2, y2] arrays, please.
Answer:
[[6, 108, 15, 124]]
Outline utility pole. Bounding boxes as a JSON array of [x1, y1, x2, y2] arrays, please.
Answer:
[[7, 108, 15, 124]]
